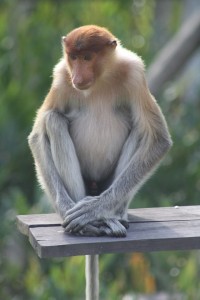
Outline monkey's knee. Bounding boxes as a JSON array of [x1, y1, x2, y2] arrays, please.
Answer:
[[28, 132, 40, 153], [28, 131, 36, 143]]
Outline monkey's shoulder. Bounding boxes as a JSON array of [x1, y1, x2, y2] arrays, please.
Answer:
[[53, 58, 66, 76], [52, 58, 71, 88], [116, 46, 145, 86]]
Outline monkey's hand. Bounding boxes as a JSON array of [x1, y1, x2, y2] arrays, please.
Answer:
[[63, 197, 103, 232], [63, 197, 129, 237]]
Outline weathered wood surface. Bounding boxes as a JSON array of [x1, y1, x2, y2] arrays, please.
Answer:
[[17, 206, 200, 258]]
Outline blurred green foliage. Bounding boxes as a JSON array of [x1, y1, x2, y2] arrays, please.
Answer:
[[1, 1, 200, 299]]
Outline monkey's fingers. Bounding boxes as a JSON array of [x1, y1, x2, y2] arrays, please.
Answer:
[[63, 216, 88, 232], [64, 206, 98, 232], [63, 205, 91, 227]]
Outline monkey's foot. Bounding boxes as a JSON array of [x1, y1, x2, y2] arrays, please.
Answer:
[[64, 218, 128, 237], [99, 218, 128, 237]]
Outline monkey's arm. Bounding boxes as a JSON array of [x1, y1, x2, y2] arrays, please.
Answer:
[[63, 79, 172, 232]]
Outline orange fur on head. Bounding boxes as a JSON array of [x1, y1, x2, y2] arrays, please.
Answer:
[[63, 25, 117, 55]]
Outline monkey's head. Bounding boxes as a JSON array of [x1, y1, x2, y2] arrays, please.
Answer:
[[62, 25, 118, 91]]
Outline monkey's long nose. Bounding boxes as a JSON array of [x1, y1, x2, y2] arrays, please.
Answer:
[[72, 77, 93, 90], [72, 75, 83, 86]]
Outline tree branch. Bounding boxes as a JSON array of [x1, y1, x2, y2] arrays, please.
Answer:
[[147, 11, 200, 96]]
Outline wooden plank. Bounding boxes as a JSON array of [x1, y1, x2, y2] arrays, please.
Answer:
[[17, 205, 200, 235], [17, 213, 62, 236], [16, 206, 200, 258], [128, 205, 200, 222], [28, 219, 200, 258]]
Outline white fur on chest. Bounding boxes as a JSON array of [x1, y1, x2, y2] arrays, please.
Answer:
[[67, 99, 130, 181]]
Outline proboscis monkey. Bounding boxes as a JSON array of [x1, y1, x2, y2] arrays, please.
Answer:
[[28, 25, 172, 238]]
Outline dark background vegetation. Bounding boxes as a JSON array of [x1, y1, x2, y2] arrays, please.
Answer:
[[1, 0, 200, 299]]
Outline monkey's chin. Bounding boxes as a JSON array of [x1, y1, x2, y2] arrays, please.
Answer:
[[73, 82, 93, 91]]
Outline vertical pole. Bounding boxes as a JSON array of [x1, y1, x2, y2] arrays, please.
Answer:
[[85, 254, 99, 300]]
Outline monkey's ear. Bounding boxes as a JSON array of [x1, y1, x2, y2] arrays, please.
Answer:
[[108, 40, 117, 48], [62, 36, 67, 44]]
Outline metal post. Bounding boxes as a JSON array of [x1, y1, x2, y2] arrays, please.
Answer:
[[85, 254, 99, 300]]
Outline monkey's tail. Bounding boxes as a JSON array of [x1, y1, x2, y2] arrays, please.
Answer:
[[85, 254, 99, 300]]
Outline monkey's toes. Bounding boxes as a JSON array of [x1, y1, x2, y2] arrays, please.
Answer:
[[119, 219, 129, 229], [104, 219, 127, 238], [111, 227, 127, 238]]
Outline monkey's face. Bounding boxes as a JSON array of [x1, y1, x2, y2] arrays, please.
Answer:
[[62, 25, 118, 91], [67, 52, 98, 91]]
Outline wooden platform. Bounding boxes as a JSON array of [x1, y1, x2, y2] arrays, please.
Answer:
[[17, 206, 200, 258]]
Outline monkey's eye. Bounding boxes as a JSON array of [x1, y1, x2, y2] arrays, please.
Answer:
[[83, 54, 92, 61], [69, 54, 77, 60]]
